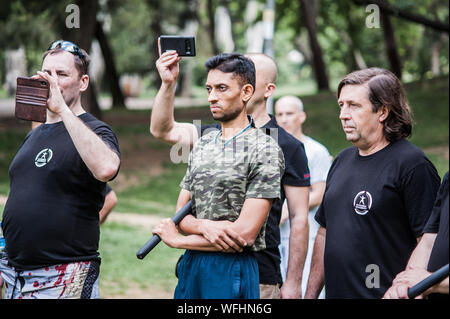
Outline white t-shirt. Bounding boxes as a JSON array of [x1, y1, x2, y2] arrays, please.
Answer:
[[280, 136, 332, 240], [278, 136, 331, 297]]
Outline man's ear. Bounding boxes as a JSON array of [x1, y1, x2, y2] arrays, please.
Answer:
[[299, 111, 307, 124], [379, 105, 389, 122], [264, 83, 276, 99], [79, 74, 89, 93], [242, 83, 254, 102]]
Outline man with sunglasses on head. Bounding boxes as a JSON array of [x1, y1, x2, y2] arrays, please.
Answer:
[[0, 40, 121, 299]]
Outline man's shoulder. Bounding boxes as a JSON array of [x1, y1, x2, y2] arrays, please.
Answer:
[[333, 146, 357, 163], [390, 139, 426, 157], [79, 112, 112, 130], [263, 125, 306, 163], [378, 139, 430, 171], [265, 123, 303, 147]]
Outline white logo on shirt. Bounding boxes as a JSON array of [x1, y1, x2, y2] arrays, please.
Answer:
[[35, 148, 53, 167], [353, 191, 372, 215]]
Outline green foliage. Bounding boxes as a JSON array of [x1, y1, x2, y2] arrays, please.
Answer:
[[1, 0, 448, 95], [108, 0, 152, 75], [0, 0, 101, 78], [0, 129, 28, 195]]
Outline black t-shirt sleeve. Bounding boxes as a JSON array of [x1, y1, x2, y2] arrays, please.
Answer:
[[83, 116, 121, 181], [282, 143, 310, 187], [315, 203, 326, 228], [314, 155, 340, 228], [400, 162, 441, 237], [91, 124, 121, 159], [423, 172, 449, 234]]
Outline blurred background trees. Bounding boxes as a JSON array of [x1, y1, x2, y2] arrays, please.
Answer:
[[0, 0, 448, 115]]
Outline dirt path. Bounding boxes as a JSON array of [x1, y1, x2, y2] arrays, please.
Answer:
[[101, 282, 173, 299], [104, 211, 164, 230]]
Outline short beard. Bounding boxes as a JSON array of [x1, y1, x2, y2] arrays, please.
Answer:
[[212, 106, 243, 123]]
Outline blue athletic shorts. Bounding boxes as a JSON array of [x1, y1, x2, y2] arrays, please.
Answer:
[[174, 250, 260, 299]]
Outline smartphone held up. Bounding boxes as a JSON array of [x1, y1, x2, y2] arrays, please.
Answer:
[[159, 35, 196, 57]]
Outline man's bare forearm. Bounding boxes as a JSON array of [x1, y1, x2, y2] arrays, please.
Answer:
[[286, 213, 309, 284], [309, 181, 326, 209], [171, 233, 231, 252], [150, 82, 176, 140], [406, 233, 436, 269], [304, 227, 326, 299], [179, 214, 202, 236], [281, 185, 309, 299]]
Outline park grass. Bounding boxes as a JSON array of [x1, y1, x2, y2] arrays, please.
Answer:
[[98, 221, 181, 297]]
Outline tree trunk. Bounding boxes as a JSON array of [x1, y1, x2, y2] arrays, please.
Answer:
[[147, 0, 163, 90], [431, 33, 447, 76], [299, 0, 329, 91], [338, 0, 367, 71], [179, 1, 199, 98], [245, 0, 264, 53], [95, 20, 125, 109], [215, 0, 235, 52], [381, 12, 402, 79], [62, 0, 102, 119], [207, 0, 220, 55]]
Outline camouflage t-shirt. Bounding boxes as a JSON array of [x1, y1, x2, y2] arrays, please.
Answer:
[[180, 127, 285, 251]]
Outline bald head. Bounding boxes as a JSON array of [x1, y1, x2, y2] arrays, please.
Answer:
[[245, 53, 278, 84], [275, 95, 304, 113], [275, 95, 306, 136], [244, 53, 278, 114]]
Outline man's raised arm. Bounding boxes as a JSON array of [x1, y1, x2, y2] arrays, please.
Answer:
[[150, 44, 198, 146]]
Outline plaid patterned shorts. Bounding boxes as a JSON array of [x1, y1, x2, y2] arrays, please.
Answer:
[[0, 251, 100, 299]]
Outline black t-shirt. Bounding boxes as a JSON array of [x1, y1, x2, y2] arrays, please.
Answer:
[[315, 139, 441, 299], [200, 115, 310, 284], [422, 172, 449, 299], [2, 113, 120, 270], [423, 172, 449, 272]]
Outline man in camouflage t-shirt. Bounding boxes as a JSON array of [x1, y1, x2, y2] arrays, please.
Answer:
[[180, 118, 284, 252], [152, 53, 284, 299]]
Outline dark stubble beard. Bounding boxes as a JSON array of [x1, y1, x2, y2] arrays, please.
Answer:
[[212, 106, 244, 123]]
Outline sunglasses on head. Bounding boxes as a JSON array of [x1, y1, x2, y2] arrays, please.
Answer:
[[48, 40, 85, 63]]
